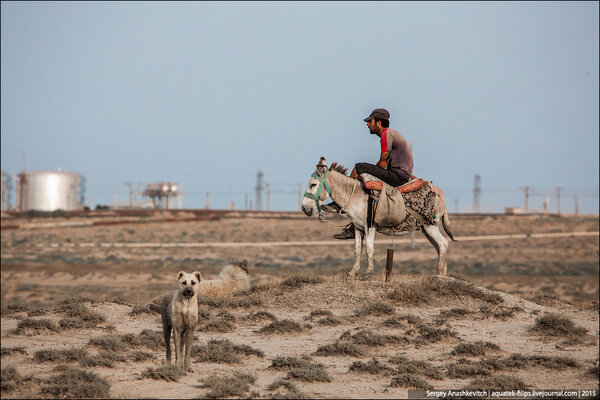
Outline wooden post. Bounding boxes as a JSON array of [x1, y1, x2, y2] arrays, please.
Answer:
[[385, 248, 394, 282]]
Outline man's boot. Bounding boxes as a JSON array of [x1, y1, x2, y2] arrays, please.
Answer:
[[333, 223, 355, 240]]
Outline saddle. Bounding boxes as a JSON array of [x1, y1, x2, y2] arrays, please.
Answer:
[[360, 174, 437, 231]]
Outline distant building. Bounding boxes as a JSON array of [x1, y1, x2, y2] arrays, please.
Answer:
[[16, 169, 83, 211], [505, 207, 523, 214]]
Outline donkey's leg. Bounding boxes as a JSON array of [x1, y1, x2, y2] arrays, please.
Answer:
[[365, 226, 377, 274], [348, 228, 364, 277], [421, 224, 449, 275]]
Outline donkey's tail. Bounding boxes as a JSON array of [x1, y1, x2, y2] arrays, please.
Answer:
[[442, 212, 458, 242]]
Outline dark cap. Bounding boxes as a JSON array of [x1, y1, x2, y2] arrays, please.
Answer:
[[364, 108, 390, 122]]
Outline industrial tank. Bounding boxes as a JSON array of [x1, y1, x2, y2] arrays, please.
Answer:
[[18, 170, 82, 211]]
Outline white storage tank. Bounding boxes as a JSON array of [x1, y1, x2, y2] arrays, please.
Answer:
[[18, 170, 82, 211]]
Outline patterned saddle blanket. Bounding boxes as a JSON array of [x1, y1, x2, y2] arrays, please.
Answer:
[[360, 174, 438, 231]]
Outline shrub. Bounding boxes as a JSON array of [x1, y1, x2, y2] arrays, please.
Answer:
[[349, 358, 394, 375], [244, 310, 277, 321], [414, 325, 459, 344], [201, 372, 256, 398], [81, 351, 127, 368], [451, 342, 501, 357], [502, 354, 579, 370], [41, 369, 111, 398], [193, 339, 264, 364], [1, 346, 28, 357], [530, 313, 588, 343], [259, 319, 304, 334], [141, 364, 185, 382], [131, 351, 155, 362], [120, 330, 164, 350], [280, 275, 324, 289], [389, 276, 503, 305], [1, 366, 22, 392], [317, 316, 342, 326], [355, 301, 395, 317], [270, 356, 314, 370], [389, 357, 444, 379], [389, 374, 432, 389], [287, 364, 331, 382], [198, 319, 235, 333], [197, 294, 262, 308], [308, 309, 332, 319], [13, 318, 60, 334], [438, 308, 474, 319], [34, 347, 88, 363], [349, 330, 409, 347], [465, 375, 528, 390], [314, 342, 365, 357], [88, 335, 127, 352]]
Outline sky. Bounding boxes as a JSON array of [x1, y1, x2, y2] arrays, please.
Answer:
[[1, 1, 598, 213]]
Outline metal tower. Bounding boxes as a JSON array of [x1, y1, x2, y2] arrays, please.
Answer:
[[473, 174, 481, 213], [255, 170, 264, 211]]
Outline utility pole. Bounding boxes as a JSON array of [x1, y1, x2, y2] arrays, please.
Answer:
[[520, 186, 530, 212], [473, 174, 481, 213], [255, 170, 264, 211], [574, 195, 578, 215], [205, 192, 210, 210], [266, 183, 270, 211], [124, 182, 133, 208], [556, 187, 562, 214], [114, 188, 118, 204]]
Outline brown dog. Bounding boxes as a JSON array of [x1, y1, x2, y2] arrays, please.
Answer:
[[146, 271, 201, 372]]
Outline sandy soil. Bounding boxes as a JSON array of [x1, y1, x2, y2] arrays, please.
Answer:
[[1, 213, 598, 398]]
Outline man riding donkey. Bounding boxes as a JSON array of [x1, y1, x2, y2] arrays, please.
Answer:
[[323, 108, 415, 239]]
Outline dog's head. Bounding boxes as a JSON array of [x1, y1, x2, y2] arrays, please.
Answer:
[[231, 259, 248, 274], [177, 271, 202, 298]]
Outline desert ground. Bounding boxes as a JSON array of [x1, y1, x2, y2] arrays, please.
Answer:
[[1, 211, 599, 399]]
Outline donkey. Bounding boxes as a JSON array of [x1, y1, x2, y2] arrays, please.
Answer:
[[301, 157, 456, 276]]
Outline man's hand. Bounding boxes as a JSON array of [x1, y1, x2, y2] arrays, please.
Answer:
[[376, 151, 391, 169]]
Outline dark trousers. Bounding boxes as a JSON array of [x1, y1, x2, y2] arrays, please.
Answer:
[[355, 163, 409, 187]]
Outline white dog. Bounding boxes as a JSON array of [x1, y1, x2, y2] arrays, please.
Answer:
[[200, 259, 250, 296]]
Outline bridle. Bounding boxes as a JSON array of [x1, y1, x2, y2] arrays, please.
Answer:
[[303, 170, 331, 214]]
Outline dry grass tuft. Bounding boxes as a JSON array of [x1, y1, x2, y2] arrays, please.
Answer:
[[244, 310, 277, 321], [451, 341, 502, 357], [438, 308, 475, 319], [131, 351, 155, 362], [389, 276, 503, 305], [349, 358, 394, 375], [389, 374, 432, 389], [307, 309, 332, 319], [503, 354, 580, 370], [530, 313, 588, 343], [141, 364, 185, 382], [193, 339, 264, 364], [88, 334, 127, 352], [266, 378, 309, 398], [355, 300, 395, 317], [349, 330, 409, 347], [445, 358, 505, 378], [197, 294, 262, 308], [129, 305, 154, 316], [1, 301, 32, 316], [280, 274, 324, 289], [201, 372, 256, 399], [465, 375, 528, 390], [287, 363, 331, 382], [314, 342, 365, 357], [34, 347, 88, 363], [480, 305, 524, 320], [120, 330, 164, 351], [13, 318, 60, 334], [316, 316, 342, 326], [1, 346, 28, 357], [1, 366, 23, 392], [55, 298, 105, 327], [199, 319, 235, 333], [526, 291, 561, 306], [388, 356, 444, 379], [259, 319, 304, 334], [270, 356, 314, 370], [41, 368, 111, 398], [414, 325, 459, 344], [81, 351, 127, 368]]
